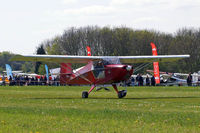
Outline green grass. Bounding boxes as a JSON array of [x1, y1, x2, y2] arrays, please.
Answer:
[[0, 86, 200, 133]]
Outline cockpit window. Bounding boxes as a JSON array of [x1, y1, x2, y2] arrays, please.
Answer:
[[92, 58, 120, 79], [94, 61, 104, 68], [93, 61, 105, 79]]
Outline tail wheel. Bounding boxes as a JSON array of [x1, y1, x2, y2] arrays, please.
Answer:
[[118, 90, 127, 98], [82, 91, 88, 98]]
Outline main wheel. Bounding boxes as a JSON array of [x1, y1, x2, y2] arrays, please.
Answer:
[[82, 91, 88, 98], [118, 90, 127, 98]]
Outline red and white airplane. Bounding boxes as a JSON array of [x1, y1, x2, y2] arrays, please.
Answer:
[[11, 43, 190, 98]]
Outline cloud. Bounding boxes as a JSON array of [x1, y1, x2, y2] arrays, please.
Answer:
[[62, 0, 78, 4], [43, 0, 200, 33], [110, 0, 132, 5], [132, 17, 161, 24], [110, 0, 200, 10], [50, 5, 116, 17], [110, 0, 166, 6]]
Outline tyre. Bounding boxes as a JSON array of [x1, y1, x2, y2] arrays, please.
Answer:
[[82, 91, 88, 98], [118, 90, 127, 98]]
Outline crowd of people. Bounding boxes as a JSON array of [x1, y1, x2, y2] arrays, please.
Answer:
[[1, 73, 156, 87], [0, 73, 195, 87], [0, 75, 60, 86], [127, 74, 156, 86], [128, 73, 195, 86]]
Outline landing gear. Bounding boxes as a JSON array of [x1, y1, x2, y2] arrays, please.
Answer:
[[112, 84, 127, 98], [96, 87, 110, 91], [82, 84, 127, 98], [82, 85, 96, 98], [118, 90, 127, 98], [82, 91, 88, 98]]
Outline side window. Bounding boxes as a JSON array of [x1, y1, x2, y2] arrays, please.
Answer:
[[93, 61, 105, 79]]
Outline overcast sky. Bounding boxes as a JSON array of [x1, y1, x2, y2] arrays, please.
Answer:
[[0, 0, 200, 54]]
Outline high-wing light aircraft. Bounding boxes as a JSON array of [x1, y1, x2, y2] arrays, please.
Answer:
[[147, 69, 200, 86], [11, 44, 190, 98]]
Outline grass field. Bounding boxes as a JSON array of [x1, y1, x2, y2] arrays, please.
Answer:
[[0, 86, 200, 133]]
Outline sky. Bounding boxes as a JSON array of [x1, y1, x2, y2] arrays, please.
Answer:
[[0, 0, 200, 54]]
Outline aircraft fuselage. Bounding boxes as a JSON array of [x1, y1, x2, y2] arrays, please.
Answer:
[[67, 62, 133, 85]]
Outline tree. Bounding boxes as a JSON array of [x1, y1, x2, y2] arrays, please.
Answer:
[[35, 44, 46, 74], [22, 62, 34, 73], [38, 64, 46, 75], [37, 26, 200, 73]]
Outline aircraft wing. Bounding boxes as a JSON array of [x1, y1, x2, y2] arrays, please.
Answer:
[[118, 55, 190, 63], [10, 54, 190, 63]]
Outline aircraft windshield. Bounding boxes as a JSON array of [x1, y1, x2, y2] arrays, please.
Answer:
[[92, 58, 120, 79]]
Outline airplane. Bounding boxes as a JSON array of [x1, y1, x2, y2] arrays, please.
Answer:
[[147, 70, 200, 86], [10, 43, 190, 98], [146, 69, 183, 85], [49, 46, 110, 90]]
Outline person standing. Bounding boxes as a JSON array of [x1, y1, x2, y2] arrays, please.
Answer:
[[2, 75, 6, 86], [136, 74, 139, 86], [139, 74, 143, 86], [131, 76, 135, 86], [187, 73, 192, 86], [9, 75, 13, 86], [151, 75, 155, 86], [146, 75, 150, 86]]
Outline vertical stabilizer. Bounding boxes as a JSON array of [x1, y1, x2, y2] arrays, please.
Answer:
[[150, 43, 160, 84], [60, 63, 72, 85]]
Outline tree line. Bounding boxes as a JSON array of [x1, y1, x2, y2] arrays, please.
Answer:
[[42, 26, 200, 73], [1, 26, 200, 74]]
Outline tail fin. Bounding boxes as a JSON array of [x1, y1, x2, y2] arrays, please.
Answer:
[[150, 43, 160, 84], [86, 46, 91, 56], [60, 63, 72, 85], [5, 64, 13, 80], [59, 46, 91, 85]]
